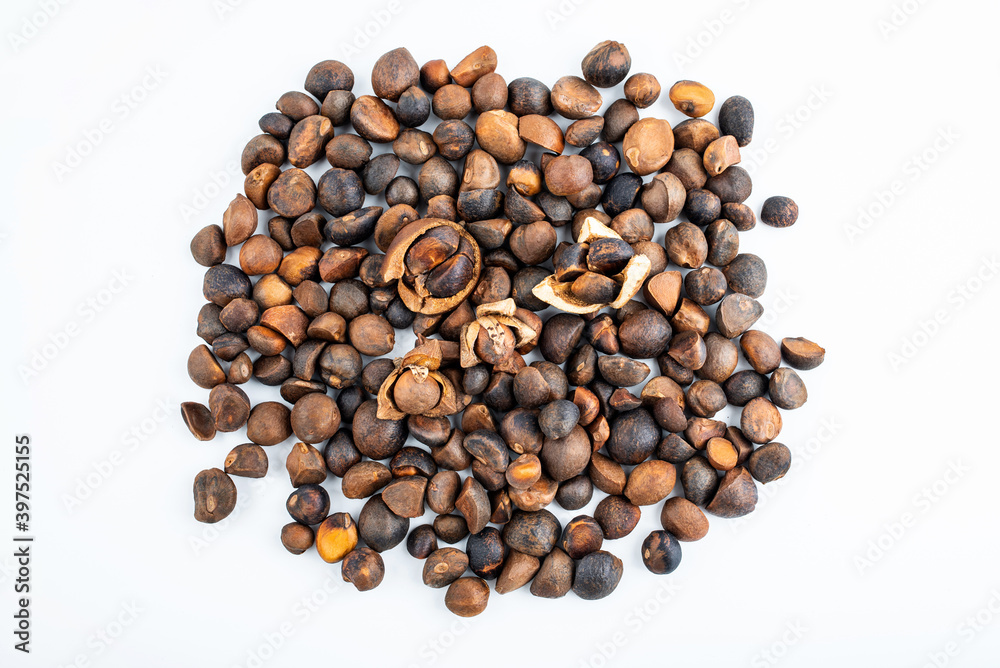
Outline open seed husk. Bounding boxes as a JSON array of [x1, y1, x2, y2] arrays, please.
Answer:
[[376, 339, 471, 420]]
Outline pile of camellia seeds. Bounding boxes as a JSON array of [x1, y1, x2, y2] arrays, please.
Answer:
[[184, 41, 825, 616]]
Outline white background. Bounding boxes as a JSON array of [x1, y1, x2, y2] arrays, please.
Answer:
[[3, 0, 999, 666]]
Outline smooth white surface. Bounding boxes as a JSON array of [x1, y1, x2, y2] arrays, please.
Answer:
[[3, 0, 999, 666]]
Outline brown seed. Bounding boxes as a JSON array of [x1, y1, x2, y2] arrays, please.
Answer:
[[716, 293, 764, 339], [471, 72, 507, 113], [208, 384, 251, 432], [551, 76, 602, 120], [659, 497, 709, 541], [560, 515, 605, 559], [180, 402, 215, 441], [267, 169, 317, 219], [741, 397, 783, 444], [588, 451, 626, 495], [741, 330, 781, 374], [241, 134, 286, 175], [347, 313, 395, 356], [290, 393, 341, 444], [665, 148, 708, 191], [286, 442, 327, 487], [193, 468, 237, 523], [495, 550, 541, 594], [682, 455, 720, 505], [316, 512, 358, 563], [685, 417, 727, 450], [761, 196, 799, 228], [253, 274, 293, 311], [747, 442, 791, 484], [190, 224, 226, 267], [641, 172, 686, 224], [372, 47, 419, 102], [594, 495, 641, 539], [281, 522, 315, 555], [351, 95, 400, 143], [341, 547, 385, 591], [571, 271, 620, 305], [222, 443, 267, 479], [288, 115, 334, 168], [643, 270, 683, 316], [540, 424, 591, 482], [475, 110, 525, 164], [530, 547, 574, 598], [598, 355, 650, 387], [668, 330, 707, 370], [705, 437, 738, 471], [518, 114, 564, 153], [624, 460, 676, 505], [421, 59, 452, 91], [624, 72, 661, 108], [703, 135, 741, 176], [427, 470, 461, 514], [245, 401, 292, 446], [705, 467, 758, 518], [581, 40, 631, 88], [769, 368, 808, 410], [622, 118, 674, 176], [221, 194, 258, 247], [432, 83, 472, 120], [239, 235, 282, 275], [450, 46, 497, 87], [187, 344, 226, 389], [276, 91, 319, 121], [506, 454, 542, 490], [342, 461, 392, 499], [423, 547, 469, 588], [665, 222, 707, 269], [780, 337, 826, 370], [565, 116, 605, 147], [669, 80, 715, 118], [673, 118, 720, 153], [455, 476, 490, 534], [383, 476, 428, 518], [445, 577, 490, 617]]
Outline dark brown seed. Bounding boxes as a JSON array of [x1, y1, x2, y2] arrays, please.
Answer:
[[686, 380, 727, 418], [723, 202, 756, 232], [560, 515, 605, 559], [719, 95, 754, 146], [781, 337, 826, 370], [581, 40, 631, 88], [286, 484, 330, 525], [326, 134, 373, 169], [741, 397, 782, 444], [180, 402, 215, 441], [427, 470, 461, 515], [499, 408, 544, 456], [606, 408, 659, 465], [723, 370, 767, 407], [572, 550, 623, 600], [203, 264, 253, 307], [341, 547, 385, 592], [246, 401, 292, 446], [602, 99, 639, 143], [571, 272, 620, 305], [685, 417, 727, 450], [706, 467, 758, 518], [540, 424, 591, 482], [502, 509, 561, 557], [187, 344, 226, 389], [539, 314, 585, 364], [668, 331, 707, 371], [193, 468, 237, 524], [594, 495, 641, 539], [434, 514, 470, 544], [358, 494, 409, 552], [618, 309, 671, 359], [660, 497, 709, 541], [290, 393, 341, 444], [281, 522, 315, 555], [241, 134, 286, 175], [208, 384, 250, 433], [434, 120, 476, 160], [761, 196, 799, 228], [747, 442, 791, 484], [706, 165, 752, 204], [407, 524, 439, 559], [509, 221, 557, 266], [259, 112, 293, 139], [467, 527, 505, 579], [724, 253, 768, 298], [321, 90, 356, 126], [508, 77, 553, 117], [769, 368, 808, 410], [471, 72, 508, 113], [382, 476, 428, 518], [353, 400, 407, 459], [323, 430, 360, 477], [445, 577, 490, 617], [423, 547, 469, 588], [685, 267, 728, 306], [642, 530, 682, 574], [681, 456, 719, 506]]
